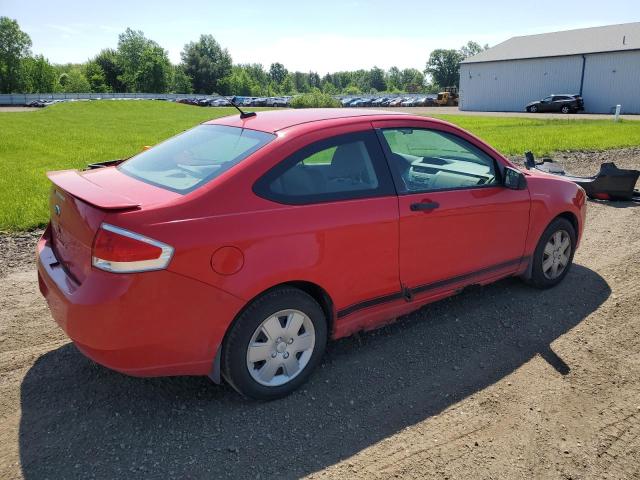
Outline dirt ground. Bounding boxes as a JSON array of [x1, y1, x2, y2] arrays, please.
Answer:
[[1, 149, 639, 480]]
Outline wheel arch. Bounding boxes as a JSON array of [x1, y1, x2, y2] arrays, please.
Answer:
[[522, 211, 579, 280], [556, 211, 579, 236]]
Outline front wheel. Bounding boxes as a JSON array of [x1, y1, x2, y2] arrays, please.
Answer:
[[529, 105, 538, 113], [525, 217, 576, 289], [221, 287, 327, 400], [561, 105, 571, 114]]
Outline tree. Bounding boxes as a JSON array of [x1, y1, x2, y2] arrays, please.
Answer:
[[460, 41, 489, 59], [171, 65, 193, 93], [280, 74, 295, 95], [181, 34, 232, 94], [94, 49, 124, 92], [426, 49, 464, 88], [369, 66, 386, 92], [83, 60, 108, 92], [269, 62, 287, 85], [22, 55, 56, 93], [308, 71, 321, 90], [135, 43, 171, 92], [116, 28, 150, 91], [386, 66, 402, 91], [62, 69, 91, 92], [400, 68, 425, 92], [293, 71, 310, 93], [0, 17, 32, 93]]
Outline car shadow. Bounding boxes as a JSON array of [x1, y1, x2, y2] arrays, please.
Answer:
[[19, 264, 609, 479]]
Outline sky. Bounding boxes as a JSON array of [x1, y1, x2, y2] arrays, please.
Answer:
[[2, 0, 639, 73]]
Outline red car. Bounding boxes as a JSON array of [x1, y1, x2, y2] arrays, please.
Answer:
[[37, 109, 586, 399]]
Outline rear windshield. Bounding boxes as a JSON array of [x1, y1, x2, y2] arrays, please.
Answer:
[[119, 124, 275, 193]]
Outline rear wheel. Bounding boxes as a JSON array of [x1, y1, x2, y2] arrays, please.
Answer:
[[525, 217, 576, 289], [221, 287, 327, 400]]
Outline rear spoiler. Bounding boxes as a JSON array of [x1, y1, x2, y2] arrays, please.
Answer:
[[86, 158, 126, 169], [47, 170, 140, 210]]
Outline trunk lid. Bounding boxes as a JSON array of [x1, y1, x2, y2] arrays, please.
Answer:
[[47, 167, 179, 283]]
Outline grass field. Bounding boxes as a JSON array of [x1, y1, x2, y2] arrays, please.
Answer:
[[1, 101, 639, 231]]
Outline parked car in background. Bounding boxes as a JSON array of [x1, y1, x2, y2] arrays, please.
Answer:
[[341, 97, 358, 107], [210, 98, 230, 107], [350, 98, 372, 107], [424, 96, 437, 106], [388, 97, 405, 107], [372, 97, 389, 107], [271, 97, 289, 107], [526, 94, 584, 113], [37, 109, 586, 400], [401, 97, 419, 107]]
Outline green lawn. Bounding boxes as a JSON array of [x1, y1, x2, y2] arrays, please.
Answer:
[[0, 101, 243, 231], [428, 114, 640, 157], [0, 101, 639, 231]]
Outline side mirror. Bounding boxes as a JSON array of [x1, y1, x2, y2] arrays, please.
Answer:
[[504, 166, 527, 190]]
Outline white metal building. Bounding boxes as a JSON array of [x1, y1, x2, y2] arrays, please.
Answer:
[[459, 23, 640, 114]]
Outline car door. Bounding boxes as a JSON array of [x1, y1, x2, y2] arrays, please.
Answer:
[[550, 96, 565, 112], [539, 96, 553, 112], [252, 128, 401, 321], [373, 119, 530, 301]]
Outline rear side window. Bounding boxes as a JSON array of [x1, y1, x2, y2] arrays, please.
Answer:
[[119, 125, 275, 193], [254, 130, 394, 204]]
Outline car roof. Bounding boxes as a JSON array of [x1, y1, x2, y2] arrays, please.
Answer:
[[206, 108, 417, 133]]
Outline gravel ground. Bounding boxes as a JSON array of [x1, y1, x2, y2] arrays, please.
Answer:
[[1, 149, 639, 479], [0, 107, 37, 113]]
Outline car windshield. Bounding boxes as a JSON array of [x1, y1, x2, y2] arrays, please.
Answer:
[[119, 124, 275, 194]]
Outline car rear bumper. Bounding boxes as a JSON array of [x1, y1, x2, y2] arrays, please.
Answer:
[[36, 225, 245, 377]]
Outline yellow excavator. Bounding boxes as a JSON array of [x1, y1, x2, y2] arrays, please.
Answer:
[[435, 86, 459, 106]]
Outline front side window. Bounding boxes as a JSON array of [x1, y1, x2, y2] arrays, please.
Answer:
[[255, 131, 393, 204], [380, 128, 500, 193], [119, 125, 275, 193]]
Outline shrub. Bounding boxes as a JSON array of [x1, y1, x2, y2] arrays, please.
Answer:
[[290, 91, 340, 108]]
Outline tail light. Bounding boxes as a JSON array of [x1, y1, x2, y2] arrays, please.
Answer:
[[92, 223, 174, 273]]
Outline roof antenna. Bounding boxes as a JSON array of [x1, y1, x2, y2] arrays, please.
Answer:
[[221, 95, 256, 119]]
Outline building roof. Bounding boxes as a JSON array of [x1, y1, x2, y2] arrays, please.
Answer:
[[462, 22, 640, 64], [207, 108, 410, 133]]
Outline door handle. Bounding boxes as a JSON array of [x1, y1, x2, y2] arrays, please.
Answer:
[[410, 201, 440, 211]]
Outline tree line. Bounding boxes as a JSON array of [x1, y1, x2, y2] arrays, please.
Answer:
[[0, 17, 487, 96]]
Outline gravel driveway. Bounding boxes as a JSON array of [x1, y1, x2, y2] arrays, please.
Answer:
[[387, 106, 640, 120], [0, 149, 639, 479]]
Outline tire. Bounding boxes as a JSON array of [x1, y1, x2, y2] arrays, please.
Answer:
[[529, 105, 538, 113], [221, 287, 328, 400], [525, 217, 576, 289], [561, 105, 570, 114]]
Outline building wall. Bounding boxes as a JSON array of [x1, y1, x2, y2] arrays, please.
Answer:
[[459, 56, 583, 112], [459, 51, 640, 113], [581, 51, 640, 114]]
